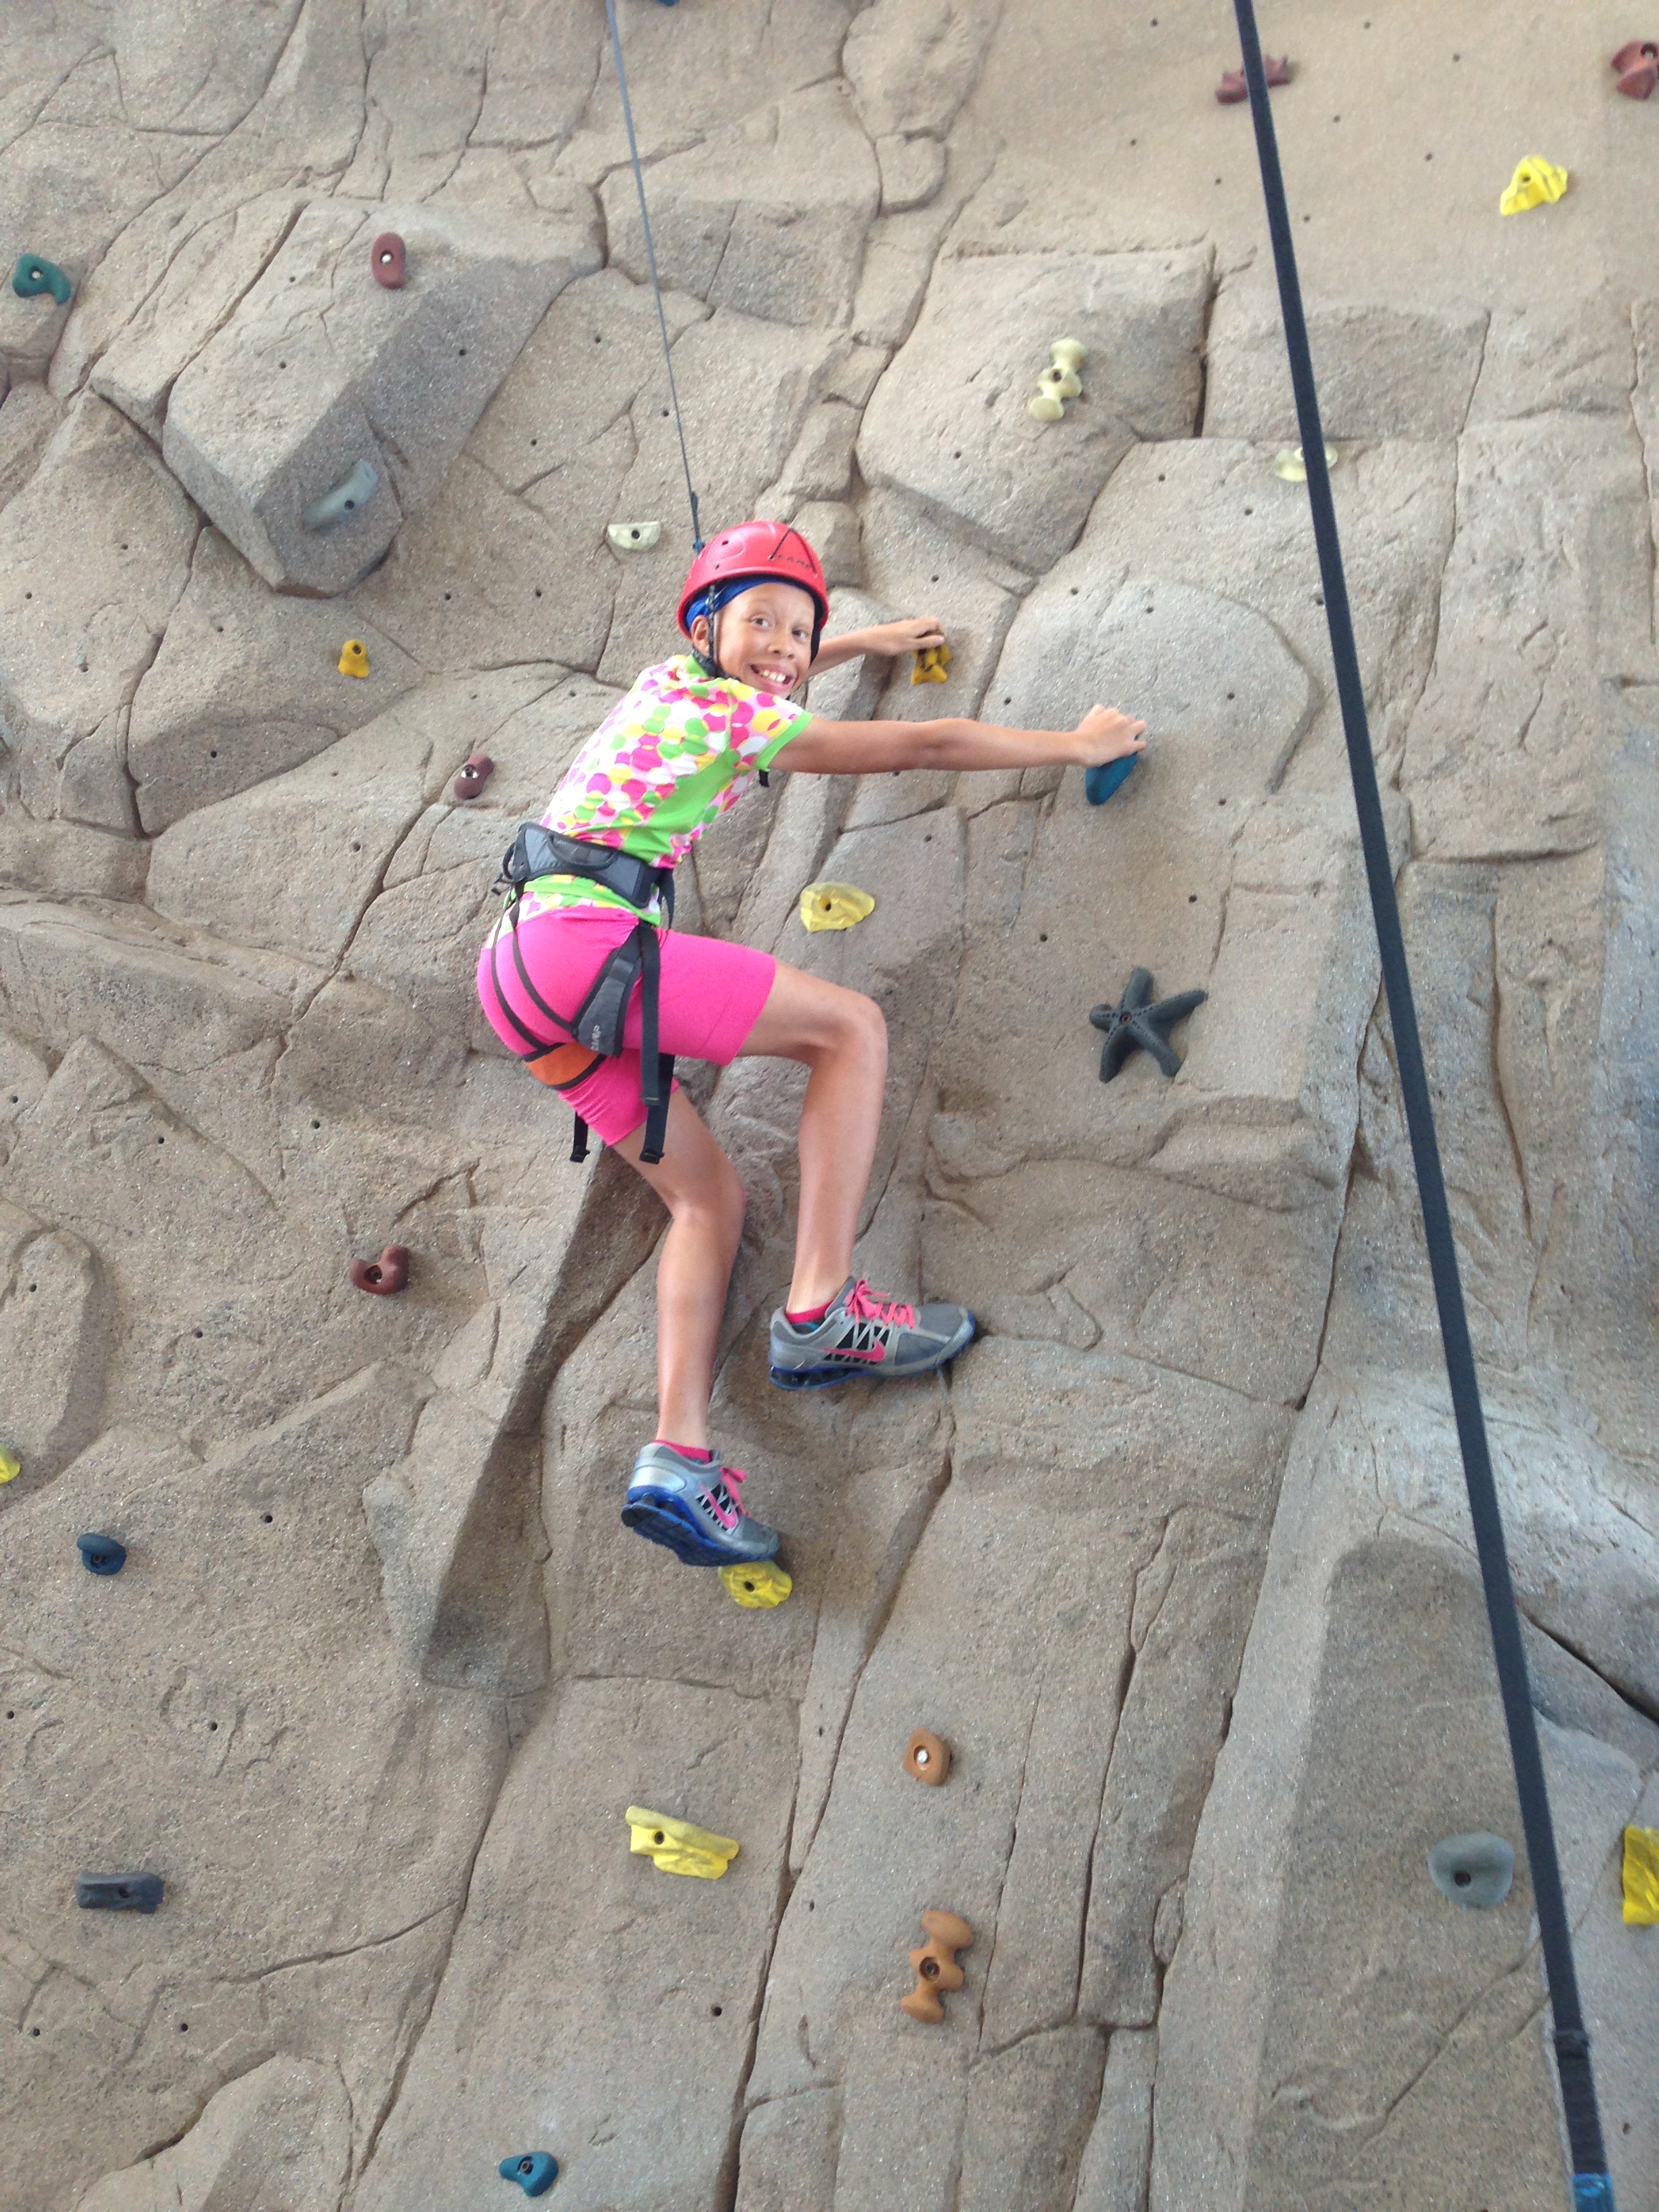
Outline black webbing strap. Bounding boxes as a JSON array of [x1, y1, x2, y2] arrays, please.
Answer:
[[1231, 11, 1614, 2206], [486, 906, 569, 1060], [636, 918, 674, 1165], [506, 902, 578, 1045]]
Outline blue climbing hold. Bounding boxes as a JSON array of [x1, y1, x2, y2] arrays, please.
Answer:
[[499, 2152, 558, 2196], [1085, 754, 1139, 806], [12, 254, 72, 305], [1572, 2176, 1616, 2211], [77, 1873, 163, 1912], [302, 459, 380, 533], [77, 1533, 126, 1576]]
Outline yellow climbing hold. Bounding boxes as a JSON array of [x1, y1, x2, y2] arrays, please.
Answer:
[[719, 1557, 794, 1610], [799, 880, 875, 933], [0, 1446, 19, 1484], [1621, 1824, 1659, 1924], [1273, 444, 1338, 483], [338, 638, 370, 678], [911, 642, 951, 686], [1500, 156, 1568, 216], [625, 1807, 740, 1880]]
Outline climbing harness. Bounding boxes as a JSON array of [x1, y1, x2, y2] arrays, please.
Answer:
[[604, 0, 701, 552], [487, 827, 676, 1166], [1231, 10, 1614, 2206]]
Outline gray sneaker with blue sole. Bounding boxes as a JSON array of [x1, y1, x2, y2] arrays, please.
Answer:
[[621, 1441, 781, 1567], [768, 1277, 976, 1391]]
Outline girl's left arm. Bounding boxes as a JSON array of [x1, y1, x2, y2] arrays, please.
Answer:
[[778, 703, 1147, 778]]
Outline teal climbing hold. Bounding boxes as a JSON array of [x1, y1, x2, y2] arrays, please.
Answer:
[[499, 2152, 558, 2195], [78, 1873, 163, 1911], [1427, 1831, 1514, 1908], [302, 459, 379, 533], [1085, 756, 1139, 806], [12, 255, 72, 306], [77, 1532, 126, 1576]]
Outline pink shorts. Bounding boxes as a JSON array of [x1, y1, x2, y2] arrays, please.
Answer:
[[476, 906, 777, 1146]]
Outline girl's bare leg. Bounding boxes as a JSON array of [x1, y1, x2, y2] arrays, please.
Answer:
[[737, 961, 888, 1312], [614, 1088, 746, 1452], [613, 962, 885, 1444]]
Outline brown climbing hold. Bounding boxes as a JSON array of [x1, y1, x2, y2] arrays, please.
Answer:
[[371, 232, 406, 287], [904, 1727, 951, 1786], [1613, 39, 1659, 96], [901, 1908, 972, 2024], [350, 1246, 411, 1296], [453, 753, 494, 801]]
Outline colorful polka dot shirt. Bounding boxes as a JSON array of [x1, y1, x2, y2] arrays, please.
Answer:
[[517, 656, 811, 924]]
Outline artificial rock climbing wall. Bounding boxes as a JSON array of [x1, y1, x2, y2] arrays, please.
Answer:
[[3, 1, 1658, 2207]]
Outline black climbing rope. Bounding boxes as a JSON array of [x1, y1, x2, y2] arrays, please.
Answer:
[[1229, 8, 1614, 2207], [603, 0, 703, 550]]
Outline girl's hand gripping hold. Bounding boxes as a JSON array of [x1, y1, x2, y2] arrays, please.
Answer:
[[1073, 704, 1147, 770]]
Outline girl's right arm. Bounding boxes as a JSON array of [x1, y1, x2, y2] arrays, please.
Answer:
[[777, 703, 1146, 779]]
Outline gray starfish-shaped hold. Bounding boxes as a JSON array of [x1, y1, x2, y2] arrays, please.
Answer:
[[1089, 967, 1206, 1082]]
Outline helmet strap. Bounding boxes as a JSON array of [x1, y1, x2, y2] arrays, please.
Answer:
[[691, 608, 726, 681], [686, 580, 825, 686]]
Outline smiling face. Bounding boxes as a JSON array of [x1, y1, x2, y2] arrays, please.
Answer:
[[690, 579, 817, 695]]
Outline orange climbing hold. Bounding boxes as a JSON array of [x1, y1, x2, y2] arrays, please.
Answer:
[[904, 1727, 951, 1785], [901, 1908, 973, 2024]]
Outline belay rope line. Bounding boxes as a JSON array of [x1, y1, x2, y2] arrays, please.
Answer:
[[604, 0, 703, 553], [1229, 7, 1614, 2206]]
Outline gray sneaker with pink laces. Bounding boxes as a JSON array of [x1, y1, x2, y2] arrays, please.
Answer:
[[768, 1277, 976, 1391]]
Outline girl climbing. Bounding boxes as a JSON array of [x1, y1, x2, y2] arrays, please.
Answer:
[[477, 520, 1145, 1580]]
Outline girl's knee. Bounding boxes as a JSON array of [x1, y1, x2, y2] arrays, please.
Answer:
[[846, 989, 887, 1062], [666, 1147, 745, 1234]]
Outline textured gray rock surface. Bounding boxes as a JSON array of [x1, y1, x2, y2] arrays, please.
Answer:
[[163, 194, 603, 593], [1, 6, 1656, 2211]]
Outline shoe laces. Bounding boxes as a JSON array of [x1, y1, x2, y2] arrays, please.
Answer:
[[705, 1462, 745, 1530], [846, 1279, 914, 1329]]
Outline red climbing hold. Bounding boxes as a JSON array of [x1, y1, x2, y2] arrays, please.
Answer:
[[350, 1246, 411, 1296], [371, 232, 407, 288], [453, 753, 495, 802], [1216, 55, 1290, 102], [1612, 39, 1659, 96]]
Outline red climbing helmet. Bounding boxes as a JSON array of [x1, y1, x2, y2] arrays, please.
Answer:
[[676, 520, 830, 636]]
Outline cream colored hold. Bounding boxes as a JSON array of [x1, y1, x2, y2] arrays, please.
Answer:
[[1273, 444, 1338, 483], [1028, 337, 1086, 421], [607, 520, 662, 552]]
